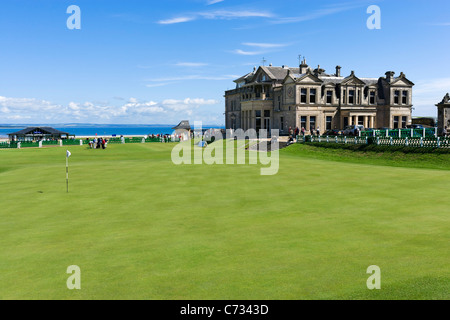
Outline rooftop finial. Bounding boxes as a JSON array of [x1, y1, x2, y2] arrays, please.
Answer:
[[261, 57, 267, 66]]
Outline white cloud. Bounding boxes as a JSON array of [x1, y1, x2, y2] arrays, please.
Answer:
[[157, 9, 273, 24], [271, 3, 361, 24], [0, 95, 221, 124], [207, 0, 225, 5], [242, 42, 289, 49], [146, 75, 238, 82], [232, 49, 263, 56], [199, 10, 273, 20], [412, 78, 450, 116], [158, 16, 195, 25], [145, 83, 172, 88], [175, 62, 209, 67]]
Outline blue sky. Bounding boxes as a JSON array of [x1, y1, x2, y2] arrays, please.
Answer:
[[0, 0, 449, 124]]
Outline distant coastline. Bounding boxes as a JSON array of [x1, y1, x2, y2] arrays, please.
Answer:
[[0, 124, 225, 139]]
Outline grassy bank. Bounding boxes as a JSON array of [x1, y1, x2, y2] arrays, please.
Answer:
[[285, 143, 450, 170]]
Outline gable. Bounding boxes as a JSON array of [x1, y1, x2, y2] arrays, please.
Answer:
[[341, 76, 366, 86], [391, 78, 414, 87], [295, 73, 322, 84], [251, 67, 274, 82], [283, 75, 295, 84]]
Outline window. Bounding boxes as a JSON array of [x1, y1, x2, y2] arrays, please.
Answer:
[[343, 117, 349, 128], [402, 91, 408, 104], [280, 117, 284, 131], [349, 90, 355, 104], [310, 89, 316, 104], [301, 89, 307, 103], [402, 116, 407, 128], [278, 96, 281, 110], [310, 116, 316, 131], [256, 119, 261, 131], [358, 116, 364, 126], [393, 116, 399, 129], [370, 91, 376, 105], [326, 116, 332, 130], [255, 111, 261, 131], [326, 91, 332, 104], [264, 110, 270, 117], [394, 91, 400, 104], [343, 90, 346, 104], [301, 116, 307, 130]]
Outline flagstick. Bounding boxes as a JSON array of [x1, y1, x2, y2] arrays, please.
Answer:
[[66, 154, 69, 193]]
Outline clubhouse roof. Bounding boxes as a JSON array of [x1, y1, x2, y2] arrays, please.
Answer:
[[8, 127, 74, 141]]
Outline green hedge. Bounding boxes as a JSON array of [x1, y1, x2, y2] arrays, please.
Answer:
[[62, 139, 81, 146], [20, 142, 40, 148], [304, 142, 450, 154], [42, 140, 59, 146], [0, 142, 15, 149], [125, 137, 143, 143]]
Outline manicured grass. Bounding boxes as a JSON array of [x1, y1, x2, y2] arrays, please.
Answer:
[[0, 143, 449, 299]]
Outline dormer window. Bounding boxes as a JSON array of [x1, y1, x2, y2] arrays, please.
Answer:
[[326, 91, 332, 104], [402, 91, 408, 104], [349, 90, 355, 104], [370, 91, 376, 105], [301, 89, 307, 103], [310, 89, 317, 104], [394, 90, 400, 104]]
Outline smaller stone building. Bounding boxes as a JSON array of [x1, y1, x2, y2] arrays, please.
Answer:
[[436, 93, 450, 134]]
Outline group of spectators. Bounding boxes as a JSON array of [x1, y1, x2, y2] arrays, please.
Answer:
[[87, 137, 108, 149], [289, 126, 321, 140]]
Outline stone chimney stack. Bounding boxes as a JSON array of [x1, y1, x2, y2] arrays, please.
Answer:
[[336, 65, 341, 77], [385, 71, 395, 83], [299, 58, 308, 74]]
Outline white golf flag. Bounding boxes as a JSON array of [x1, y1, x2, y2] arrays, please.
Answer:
[[66, 150, 71, 158]]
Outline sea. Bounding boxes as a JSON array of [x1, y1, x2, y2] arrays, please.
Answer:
[[0, 124, 224, 138]]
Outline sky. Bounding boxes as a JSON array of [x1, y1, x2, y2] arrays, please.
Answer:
[[0, 0, 449, 125]]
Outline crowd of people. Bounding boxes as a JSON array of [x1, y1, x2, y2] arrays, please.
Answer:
[[288, 126, 321, 143], [87, 137, 108, 149]]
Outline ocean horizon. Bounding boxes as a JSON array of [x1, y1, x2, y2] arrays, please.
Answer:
[[0, 124, 225, 138]]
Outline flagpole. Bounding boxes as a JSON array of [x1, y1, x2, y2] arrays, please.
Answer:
[[66, 151, 69, 193], [66, 156, 69, 193]]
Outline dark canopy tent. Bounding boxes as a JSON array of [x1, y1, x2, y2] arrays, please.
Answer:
[[172, 120, 192, 131], [172, 120, 192, 140], [8, 127, 74, 142]]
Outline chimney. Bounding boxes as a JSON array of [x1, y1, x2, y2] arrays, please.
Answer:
[[385, 71, 395, 83], [299, 58, 308, 74], [336, 66, 341, 77]]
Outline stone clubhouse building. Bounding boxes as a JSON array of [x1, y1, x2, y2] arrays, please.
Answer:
[[224, 58, 414, 135]]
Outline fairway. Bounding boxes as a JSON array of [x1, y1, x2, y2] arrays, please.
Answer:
[[0, 143, 449, 300]]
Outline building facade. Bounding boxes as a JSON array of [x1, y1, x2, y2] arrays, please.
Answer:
[[436, 93, 450, 134], [224, 59, 414, 134]]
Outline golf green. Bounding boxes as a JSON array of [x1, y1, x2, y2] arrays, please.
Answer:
[[0, 143, 448, 299]]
